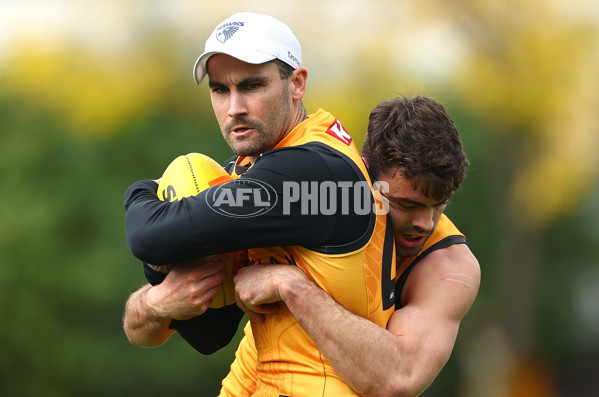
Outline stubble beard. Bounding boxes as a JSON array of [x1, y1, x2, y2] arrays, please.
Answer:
[[394, 226, 433, 257], [223, 86, 293, 158], [395, 245, 424, 258], [223, 118, 269, 157]]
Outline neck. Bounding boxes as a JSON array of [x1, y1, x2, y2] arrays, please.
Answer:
[[279, 102, 308, 141], [284, 101, 308, 138], [296, 101, 308, 124]]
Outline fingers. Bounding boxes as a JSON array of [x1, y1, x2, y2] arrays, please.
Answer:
[[235, 298, 266, 324], [149, 280, 220, 320], [234, 266, 283, 324], [191, 269, 226, 296], [258, 303, 280, 314], [248, 312, 266, 324], [147, 259, 228, 320]]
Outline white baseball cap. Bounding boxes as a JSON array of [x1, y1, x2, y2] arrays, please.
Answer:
[[193, 12, 302, 84]]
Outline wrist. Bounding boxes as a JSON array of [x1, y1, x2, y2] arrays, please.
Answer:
[[144, 285, 166, 319], [279, 267, 315, 306]]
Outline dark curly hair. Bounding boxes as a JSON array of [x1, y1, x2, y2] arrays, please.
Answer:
[[362, 96, 469, 201]]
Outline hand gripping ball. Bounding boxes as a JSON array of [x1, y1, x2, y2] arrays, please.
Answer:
[[152, 152, 248, 308]]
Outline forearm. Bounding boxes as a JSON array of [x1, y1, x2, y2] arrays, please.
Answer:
[[123, 284, 175, 347], [281, 277, 425, 397], [235, 249, 476, 396], [124, 180, 332, 264], [123, 149, 366, 265]]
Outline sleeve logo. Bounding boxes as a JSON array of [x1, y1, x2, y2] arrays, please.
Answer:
[[326, 119, 352, 146]]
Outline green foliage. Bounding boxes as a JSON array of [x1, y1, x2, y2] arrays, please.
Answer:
[[1, 4, 598, 393], [0, 89, 242, 396]]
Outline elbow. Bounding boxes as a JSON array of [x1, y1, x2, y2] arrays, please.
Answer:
[[361, 374, 424, 397], [383, 370, 441, 397], [364, 386, 408, 397], [125, 205, 198, 264], [126, 222, 169, 264], [126, 229, 151, 262], [367, 384, 419, 397], [125, 216, 148, 260], [125, 204, 168, 263], [385, 382, 420, 397]]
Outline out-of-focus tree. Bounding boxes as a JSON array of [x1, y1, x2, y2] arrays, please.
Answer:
[[2, 1, 598, 396], [0, 34, 236, 395], [5, 40, 172, 138], [448, 0, 599, 227], [425, 0, 599, 395]]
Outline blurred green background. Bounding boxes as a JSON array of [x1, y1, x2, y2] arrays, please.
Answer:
[[1, 1, 598, 396]]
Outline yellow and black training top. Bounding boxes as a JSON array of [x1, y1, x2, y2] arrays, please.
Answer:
[[125, 109, 395, 396]]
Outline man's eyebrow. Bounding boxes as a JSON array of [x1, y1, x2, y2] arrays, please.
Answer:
[[382, 193, 423, 206], [382, 193, 448, 207], [208, 76, 270, 89], [208, 80, 226, 89], [237, 76, 270, 86], [394, 197, 425, 206]]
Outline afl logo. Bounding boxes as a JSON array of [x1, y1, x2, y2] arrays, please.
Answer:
[[206, 178, 278, 218], [217, 26, 239, 43]]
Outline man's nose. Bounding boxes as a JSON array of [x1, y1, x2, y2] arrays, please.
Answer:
[[228, 92, 248, 118], [410, 207, 434, 232]]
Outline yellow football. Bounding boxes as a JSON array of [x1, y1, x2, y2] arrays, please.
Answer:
[[157, 152, 232, 201], [152, 152, 248, 308]]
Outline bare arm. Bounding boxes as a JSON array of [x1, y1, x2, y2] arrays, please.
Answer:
[[234, 244, 480, 397], [123, 284, 175, 347], [123, 257, 226, 347]]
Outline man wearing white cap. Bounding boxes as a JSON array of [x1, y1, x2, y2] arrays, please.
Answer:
[[124, 11, 396, 396]]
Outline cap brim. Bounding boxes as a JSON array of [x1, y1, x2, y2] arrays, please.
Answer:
[[193, 49, 276, 84], [193, 52, 214, 85]]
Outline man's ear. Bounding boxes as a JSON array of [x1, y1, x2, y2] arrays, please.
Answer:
[[289, 67, 307, 101]]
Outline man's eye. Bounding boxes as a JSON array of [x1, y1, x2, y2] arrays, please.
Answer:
[[398, 203, 416, 210], [389, 200, 415, 210], [211, 86, 228, 94]]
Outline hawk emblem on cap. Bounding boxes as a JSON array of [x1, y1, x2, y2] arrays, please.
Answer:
[[217, 26, 239, 43]]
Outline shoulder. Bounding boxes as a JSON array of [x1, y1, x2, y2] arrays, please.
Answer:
[[422, 243, 479, 276], [262, 142, 355, 163], [253, 143, 367, 182], [402, 243, 480, 320]]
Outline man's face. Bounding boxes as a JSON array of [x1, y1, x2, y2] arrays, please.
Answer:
[[378, 169, 450, 257], [206, 54, 295, 160]]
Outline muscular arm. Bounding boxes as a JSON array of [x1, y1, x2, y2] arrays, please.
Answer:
[[234, 244, 480, 397]]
